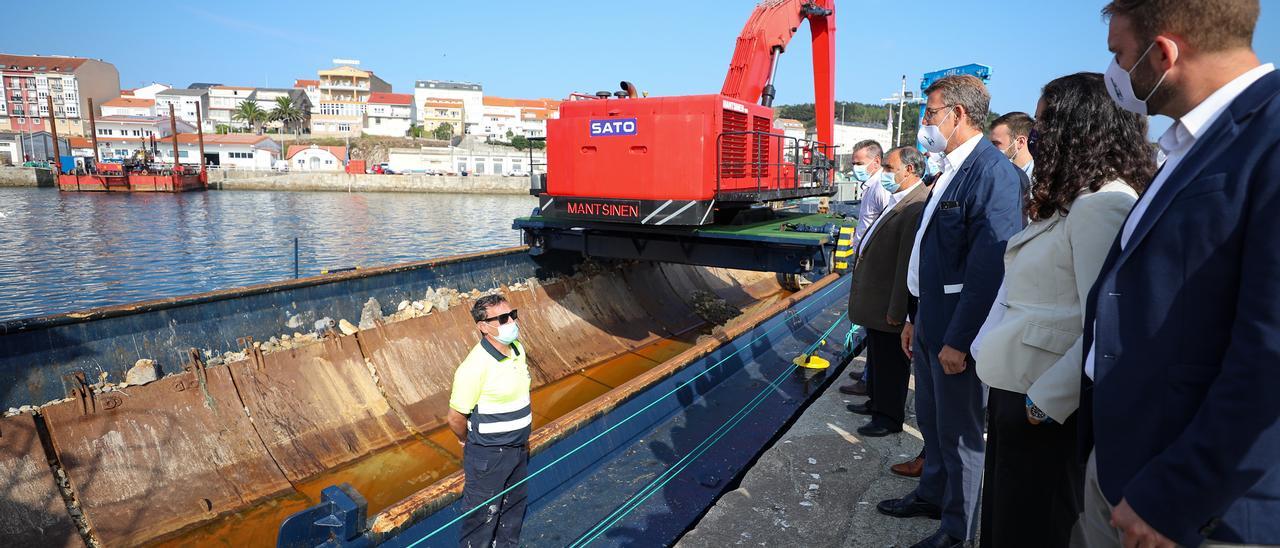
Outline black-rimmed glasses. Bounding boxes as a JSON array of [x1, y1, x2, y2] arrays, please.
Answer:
[[483, 309, 519, 324]]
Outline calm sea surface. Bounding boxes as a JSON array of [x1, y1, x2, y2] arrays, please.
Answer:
[[0, 188, 536, 321]]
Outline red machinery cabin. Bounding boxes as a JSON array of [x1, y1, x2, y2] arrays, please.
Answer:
[[535, 0, 837, 226]]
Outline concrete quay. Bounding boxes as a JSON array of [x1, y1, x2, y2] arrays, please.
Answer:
[[0, 166, 55, 187], [679, 355, 936, 548], [208, 170, 531, 194]]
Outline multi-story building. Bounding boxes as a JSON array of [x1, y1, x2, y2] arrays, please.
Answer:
[[90, 115, 195, 159], [413, 80, 482, 135], [207, 86, 255, 129], [154, 88, 209, 128], [0, 53, 120, 136], [293, 79, 320, 113], [364, 92, 413, 137], [310, 64, 391, 136], [123, 82, 170, 100], [479, 96, 559, 140], [101, 97, 155, 117], [419, 97, 464, 136]]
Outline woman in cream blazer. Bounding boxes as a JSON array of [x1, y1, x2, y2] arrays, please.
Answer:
[[971, 72, 1156, 548]]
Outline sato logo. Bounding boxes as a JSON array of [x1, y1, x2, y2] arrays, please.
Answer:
[[589, 118, 637, 136]]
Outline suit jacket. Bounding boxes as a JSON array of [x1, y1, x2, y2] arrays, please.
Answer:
[[1081, 70, 1280, 546], [848, 181, 930, 333], [973, 181, 1136, 423], [914, 138, 1025, 354]]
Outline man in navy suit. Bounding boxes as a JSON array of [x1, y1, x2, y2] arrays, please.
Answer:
[[876, 75, 1024, 548], [1080, 1, 1280, 547]]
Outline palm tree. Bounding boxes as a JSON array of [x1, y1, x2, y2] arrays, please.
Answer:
[[232, 100, 268, 134], [270, 96, 304, 137]]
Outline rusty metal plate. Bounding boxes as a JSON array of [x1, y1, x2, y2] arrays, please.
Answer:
[[707, 267, 782, 301], [226, 336, 412, 482], [42, 367, 293, 546], [0, 414, 80, 547], [358, 309, 477, 433], [619, 263, 702, 336]]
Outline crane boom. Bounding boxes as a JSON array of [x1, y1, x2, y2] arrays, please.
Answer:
[[721, 0, 836, 157]]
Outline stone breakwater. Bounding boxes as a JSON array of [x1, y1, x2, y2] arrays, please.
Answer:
[[208, 170, 532, 194]]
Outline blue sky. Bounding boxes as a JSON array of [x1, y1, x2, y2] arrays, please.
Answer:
[[8, 0, 1278, 131]]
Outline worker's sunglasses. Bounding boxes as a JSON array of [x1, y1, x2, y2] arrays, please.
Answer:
[[483, 309, 519, 325]]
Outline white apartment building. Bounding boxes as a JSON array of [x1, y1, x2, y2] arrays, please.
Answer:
[[364, 92, 413, 137], [154, 88, 209, 128], [207, 86, 255, 129], [414, 80, 482, 135], [479, 96, 558, 140], [124, 82, 170, 100]]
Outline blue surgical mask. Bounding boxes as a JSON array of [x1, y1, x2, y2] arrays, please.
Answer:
[[496, 321, 519, 344], [851, 165, 870, 182], [925, 155, 943, 177], [880, 171, 900, 193]]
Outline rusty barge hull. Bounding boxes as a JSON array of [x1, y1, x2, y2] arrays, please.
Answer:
[[287, 274, 857, 548], [0, 247, 802, 547]]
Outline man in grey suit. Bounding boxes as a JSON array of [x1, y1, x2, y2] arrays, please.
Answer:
[[876, 75, 1025, 548], [846, 146, 930, 437]]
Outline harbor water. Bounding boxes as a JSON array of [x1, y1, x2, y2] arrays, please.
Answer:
[[0, 188, 536, 321]]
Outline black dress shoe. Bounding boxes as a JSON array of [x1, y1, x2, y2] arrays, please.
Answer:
[[909, 529, 963, 548], [856, 421, 903, 437], [838, 380, 868, 395], [876, 492, 942, 520], [846, 402, 873, 415]]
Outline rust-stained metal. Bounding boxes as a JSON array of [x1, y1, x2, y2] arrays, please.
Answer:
[[224, 334, 411, 482], [0, 414, 80, 547], [366, 273, 834, 540], [356, 308, 485, 433], [620, 263, 703, 336], [88, 98, 99, 164], [42, 366, 293, 546]]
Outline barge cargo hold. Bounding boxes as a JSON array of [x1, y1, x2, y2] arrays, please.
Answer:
[[0, 245, 854, 547]]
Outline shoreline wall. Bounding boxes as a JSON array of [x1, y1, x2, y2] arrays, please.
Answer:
[[0, 167, 56, 187], [208, 170, 531, 194]]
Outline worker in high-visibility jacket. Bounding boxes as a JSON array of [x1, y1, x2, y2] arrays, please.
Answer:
[[448, 293, 532, 548]]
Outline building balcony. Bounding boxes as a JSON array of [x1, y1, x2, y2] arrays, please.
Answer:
[[320, 82, 369, 91]]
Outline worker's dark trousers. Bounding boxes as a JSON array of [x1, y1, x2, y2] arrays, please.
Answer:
[[865, 328, 909, 429], [459, 444, 528, 548]]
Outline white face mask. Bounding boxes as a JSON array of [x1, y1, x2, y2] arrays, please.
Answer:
[[917, 109, 956, 154], [495, 321, 519, 344], [1104, 40, 1173, 115]]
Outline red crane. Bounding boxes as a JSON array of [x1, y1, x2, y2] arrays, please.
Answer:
[[537, 0, 837, 227]]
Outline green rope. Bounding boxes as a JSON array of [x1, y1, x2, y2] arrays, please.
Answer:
[[570, 313, 854, 547]]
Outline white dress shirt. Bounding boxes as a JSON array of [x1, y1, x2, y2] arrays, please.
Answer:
[[854, 170, 890, 249], [907, 133, 984, 297], [1085, 63, 1276, 380], [856, 180, 915, 255]]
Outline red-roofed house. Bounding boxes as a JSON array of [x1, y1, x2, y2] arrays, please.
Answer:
[[480, 96, 560, 140], [364, 92, 414, 136], [101, 97, 155, 117], [287, 144, 346, 171], [0, 53, 120, 136]]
